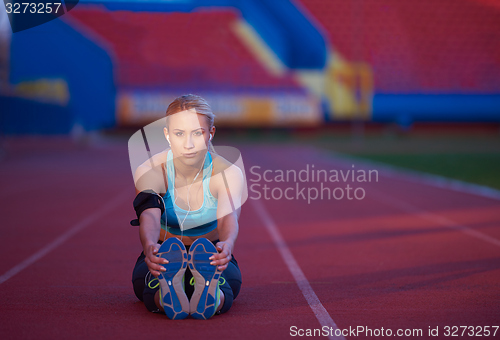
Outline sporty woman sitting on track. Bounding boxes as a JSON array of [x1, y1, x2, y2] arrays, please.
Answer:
[[131, 94, 244, 319]]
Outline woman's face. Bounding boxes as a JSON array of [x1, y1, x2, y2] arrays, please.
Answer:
[[164, 108, 213, 164]]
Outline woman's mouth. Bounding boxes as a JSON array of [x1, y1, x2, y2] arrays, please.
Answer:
[[182, 152, 197, 158]]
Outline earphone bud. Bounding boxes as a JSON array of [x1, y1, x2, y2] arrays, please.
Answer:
[[167, 135, 170, 144], [209, 134, 213, 141]]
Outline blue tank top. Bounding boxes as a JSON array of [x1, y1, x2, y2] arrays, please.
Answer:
[[160, 150, 218, 236]]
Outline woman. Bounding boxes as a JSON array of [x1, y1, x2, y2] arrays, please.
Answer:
[[131, 94, 244, 319]]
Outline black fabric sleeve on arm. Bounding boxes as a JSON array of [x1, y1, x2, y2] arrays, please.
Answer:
[[130, 190, 165, 226]]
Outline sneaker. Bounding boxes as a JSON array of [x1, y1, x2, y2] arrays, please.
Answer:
[[189, 276, 226, 318], [187, 238, 224, 319], [156, 237, 190, 320]]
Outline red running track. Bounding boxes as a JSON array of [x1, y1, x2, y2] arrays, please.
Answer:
[[0, 138, 499, 339]]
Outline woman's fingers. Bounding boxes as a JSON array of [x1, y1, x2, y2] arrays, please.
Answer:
[[210, 242, 232, 270], [215, 241, 226, 252], [218, 254, 231, 270], [146, 260, 166, 274], [218, 258, 230, 271], [145, 254, 167, 273], [145, 242, 168, 275], [210, 253, 231, 270], [210, 251, 229, 262], [146, 244, 169, 264], [149, 269, 161, 277], [150, 255, 168, 265]]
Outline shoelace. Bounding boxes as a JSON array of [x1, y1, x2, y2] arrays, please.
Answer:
[[149, 275, 226, 290], [148, 277, 160, 289], [190, 276, 226, 286], [148, 274, 187, 293]]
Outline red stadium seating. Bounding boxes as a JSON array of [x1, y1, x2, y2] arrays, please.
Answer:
[[65, 6, 301, 91], [298, 0, 500, 93]]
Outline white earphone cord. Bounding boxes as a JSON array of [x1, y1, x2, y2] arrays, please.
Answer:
[[165, 152, 207, 242]]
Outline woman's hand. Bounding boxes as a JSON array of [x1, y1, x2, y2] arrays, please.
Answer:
[[210, 241, 233, 271], [144, 243, 168, 277]]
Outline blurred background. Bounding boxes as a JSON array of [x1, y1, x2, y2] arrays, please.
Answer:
[[1, 0, 499, 188], [2, 2, 500, 336]]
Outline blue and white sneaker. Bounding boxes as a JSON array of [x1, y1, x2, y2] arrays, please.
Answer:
[[188, 238, 224, 319], [156, 237, 189, 320]]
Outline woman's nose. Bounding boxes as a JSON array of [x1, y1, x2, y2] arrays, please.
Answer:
[[184, 135, 194, 149]]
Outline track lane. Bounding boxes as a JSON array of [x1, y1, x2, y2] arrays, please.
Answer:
[[241, 145, 500, 336], [1, 140, 499, 339], [0, 140, 330, 339]]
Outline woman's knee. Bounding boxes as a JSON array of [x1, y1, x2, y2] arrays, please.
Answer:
[[143, 278, 161, 313], [217, 260, 241, 314], [132, 278, 145, 302], [218, 283, 234, 314], [223, 258, 242, 299], [132, 257, 149, 302], [227, 277, 242, 300]]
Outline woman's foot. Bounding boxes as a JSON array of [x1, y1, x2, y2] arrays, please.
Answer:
[[188, 238, 224, 319], [156, 237, 190, 319]]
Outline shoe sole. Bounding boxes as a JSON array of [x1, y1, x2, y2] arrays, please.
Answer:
[[157, 237, 189, 320], [188, 238, 223, 319]]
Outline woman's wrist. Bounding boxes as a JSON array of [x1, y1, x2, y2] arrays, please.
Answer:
[[140, 233, 158, 253], [142, 242, 155, 254]]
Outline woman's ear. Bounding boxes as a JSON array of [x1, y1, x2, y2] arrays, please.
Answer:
[[163, 127, 170, 144], [210, 126, 216, 141]]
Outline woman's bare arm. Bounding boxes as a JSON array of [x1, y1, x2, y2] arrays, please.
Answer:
[[211, 164, 245, 271], [134, 161, 168, 277]]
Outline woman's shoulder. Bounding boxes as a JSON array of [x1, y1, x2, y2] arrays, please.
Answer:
[[211, 152, 233, 173], [210, 151, 245, 206], [135, 150, 168, 176], [134, 149, 169, 193], [211, 152, 244, 182]]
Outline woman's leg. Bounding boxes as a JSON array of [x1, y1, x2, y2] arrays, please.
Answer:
[[217, 255, 242, 314], [132, 249, 242, 315], [131, 252, 147, 302], [132, 252, 162, 313]]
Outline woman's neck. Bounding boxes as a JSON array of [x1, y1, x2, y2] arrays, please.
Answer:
[[172, 153, 206, 183]]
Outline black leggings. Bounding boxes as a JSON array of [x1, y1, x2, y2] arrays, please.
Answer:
[[132, 240, 242, 315]]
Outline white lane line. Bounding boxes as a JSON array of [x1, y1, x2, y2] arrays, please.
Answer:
[[0, 190, 130, 285], [251, 199, 345, 340], [371, 189, 500, 248]]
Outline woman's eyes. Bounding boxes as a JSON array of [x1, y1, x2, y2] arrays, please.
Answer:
[[174, 131, 203, 137]]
